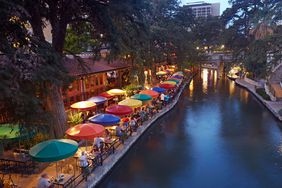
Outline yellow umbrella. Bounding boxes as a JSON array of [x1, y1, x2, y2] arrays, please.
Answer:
[[156, 71, 167, 76], [162, 81, 177, 85], [118, 98, 142, 108], [70, 101, 96, 111], [107, 89, 126, 96]]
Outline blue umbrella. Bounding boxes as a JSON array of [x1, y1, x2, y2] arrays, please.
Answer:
[[89, 113, 120, 126], [171, 75, 183, 79], [87, 96, 107, 105], [152, 87, 166, 93]]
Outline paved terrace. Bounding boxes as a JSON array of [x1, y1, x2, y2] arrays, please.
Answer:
[[235, 78, 282, 121]]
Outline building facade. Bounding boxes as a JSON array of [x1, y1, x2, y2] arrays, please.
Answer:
[[63, 56, 131, 107], [185, 2, 220, 18]]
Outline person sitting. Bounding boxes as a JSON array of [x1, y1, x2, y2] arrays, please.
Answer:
[[129, 117, 137, 133], [92, 137, 104, 153], [104, 129, 111, 140], [79, 151, 89, 181], [116, 125, 126, 144], [37, 173, 53, 188]]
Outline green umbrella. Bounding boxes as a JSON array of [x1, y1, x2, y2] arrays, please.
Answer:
[[166, 79, 180, 84], [29, 139, 78, 162], [131, 94, 152, 101], [0, 124, 35, 141]]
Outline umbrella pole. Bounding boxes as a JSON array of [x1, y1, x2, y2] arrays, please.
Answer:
[[56, 162, 58, 179]]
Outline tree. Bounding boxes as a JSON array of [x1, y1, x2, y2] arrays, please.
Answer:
[[0, 0, 150, 137], [221, 0, 282, 78]]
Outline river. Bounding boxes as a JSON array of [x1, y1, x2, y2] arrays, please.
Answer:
[[97, 69, 282, 188]]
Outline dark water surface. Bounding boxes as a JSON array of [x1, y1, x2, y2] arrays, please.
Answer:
[[98, 69, 282, 188]]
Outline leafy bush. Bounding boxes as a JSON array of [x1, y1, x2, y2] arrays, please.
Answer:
[[256, 88, 271, 101], [67, 110, 82, 126], [123, 84, 142, 96]]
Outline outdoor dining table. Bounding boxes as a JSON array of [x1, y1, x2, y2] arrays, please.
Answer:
[[0, 151, 33, 175], [53, 173, 74, 188], [0, 152, 31, 163]]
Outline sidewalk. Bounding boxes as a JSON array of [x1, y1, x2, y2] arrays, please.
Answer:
[[82, 75, 195, 188], [235, 78, 282, 121]]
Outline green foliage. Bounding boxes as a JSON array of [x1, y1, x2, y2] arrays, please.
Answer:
[[123, 84, 142, 96], [221, 0, 282, 78], [64, 23, 99, 54], [67, 111, 82, 127], [256, 88, 271, 101]]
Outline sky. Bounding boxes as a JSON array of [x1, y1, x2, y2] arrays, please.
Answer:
[[180, 0, 230, 14]]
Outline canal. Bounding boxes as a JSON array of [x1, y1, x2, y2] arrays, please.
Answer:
[[98, 69, 282, 188]]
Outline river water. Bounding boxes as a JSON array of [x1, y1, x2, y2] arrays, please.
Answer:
[[98, 69, 282, 188]]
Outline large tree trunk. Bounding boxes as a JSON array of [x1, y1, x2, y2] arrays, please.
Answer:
[[45, 84, 67, 138]]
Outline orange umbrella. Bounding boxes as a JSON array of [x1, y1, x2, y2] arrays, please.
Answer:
[[65, 123, 105, 140], [70, 101, 96, 111], [139, 90, 159, 98]]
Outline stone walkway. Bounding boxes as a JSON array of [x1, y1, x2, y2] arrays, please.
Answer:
[[81, 75, 194, 188], [235, 78, 282, 121]]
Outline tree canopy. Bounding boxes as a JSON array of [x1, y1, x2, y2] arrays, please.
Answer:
[[221, 0, 282, 78], [0, 0, 202, 137]]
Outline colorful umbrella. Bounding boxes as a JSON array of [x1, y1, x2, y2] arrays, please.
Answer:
[[87, 96, 107, 105], [175, 71, 184, 75], [166, 79, 180, 84], [152, 87, 166, 93], [184, 69, 191, 72], [159, 83, 175, 89], [65, 123, 105, 140], [131, 94, 152, 101], [173, 72, 184, 76], [107, 89, 126, 96], [139, 90, 159, 98], [99, 92, 114, 99], [162, 81, 177, 85], [166, 69, 175, 72], [171, 75, 183, 79], [29, 139, 78, 162], [0, 124, 35, 141], [105, 105, 133, 116], [89, 114, 120, 126], [70, 101, 96, 111], [168, 77, 182, 81], [118, 98, 142, 108], [156, 71, 167, 76]]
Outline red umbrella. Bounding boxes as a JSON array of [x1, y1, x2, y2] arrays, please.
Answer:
[[99, 92, 114, 99], [159, 83, 176, 89], [65, 123, 105, 140], [105, 105, 133, 116], [139, 90, 159, 98]]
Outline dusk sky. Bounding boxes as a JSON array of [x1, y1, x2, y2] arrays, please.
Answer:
[[181, 0, 231, 14]]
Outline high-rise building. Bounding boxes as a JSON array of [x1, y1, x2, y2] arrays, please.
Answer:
[[185, 1, 220, 18]]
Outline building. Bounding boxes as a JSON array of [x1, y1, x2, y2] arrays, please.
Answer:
[[185, 1, 220, 18], [62, 55, 131, 107]]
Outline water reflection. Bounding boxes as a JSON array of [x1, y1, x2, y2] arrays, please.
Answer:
[[98, 70, 282, 188], [201, 69, 208, 93], [229, 80, 235, 96]]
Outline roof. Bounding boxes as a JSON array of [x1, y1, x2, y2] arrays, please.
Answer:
[[185, 3, 211, 7], [64, 58, 131, 77]]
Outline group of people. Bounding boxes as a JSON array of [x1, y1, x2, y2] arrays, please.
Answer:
[[37, 77, 184, 187]]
